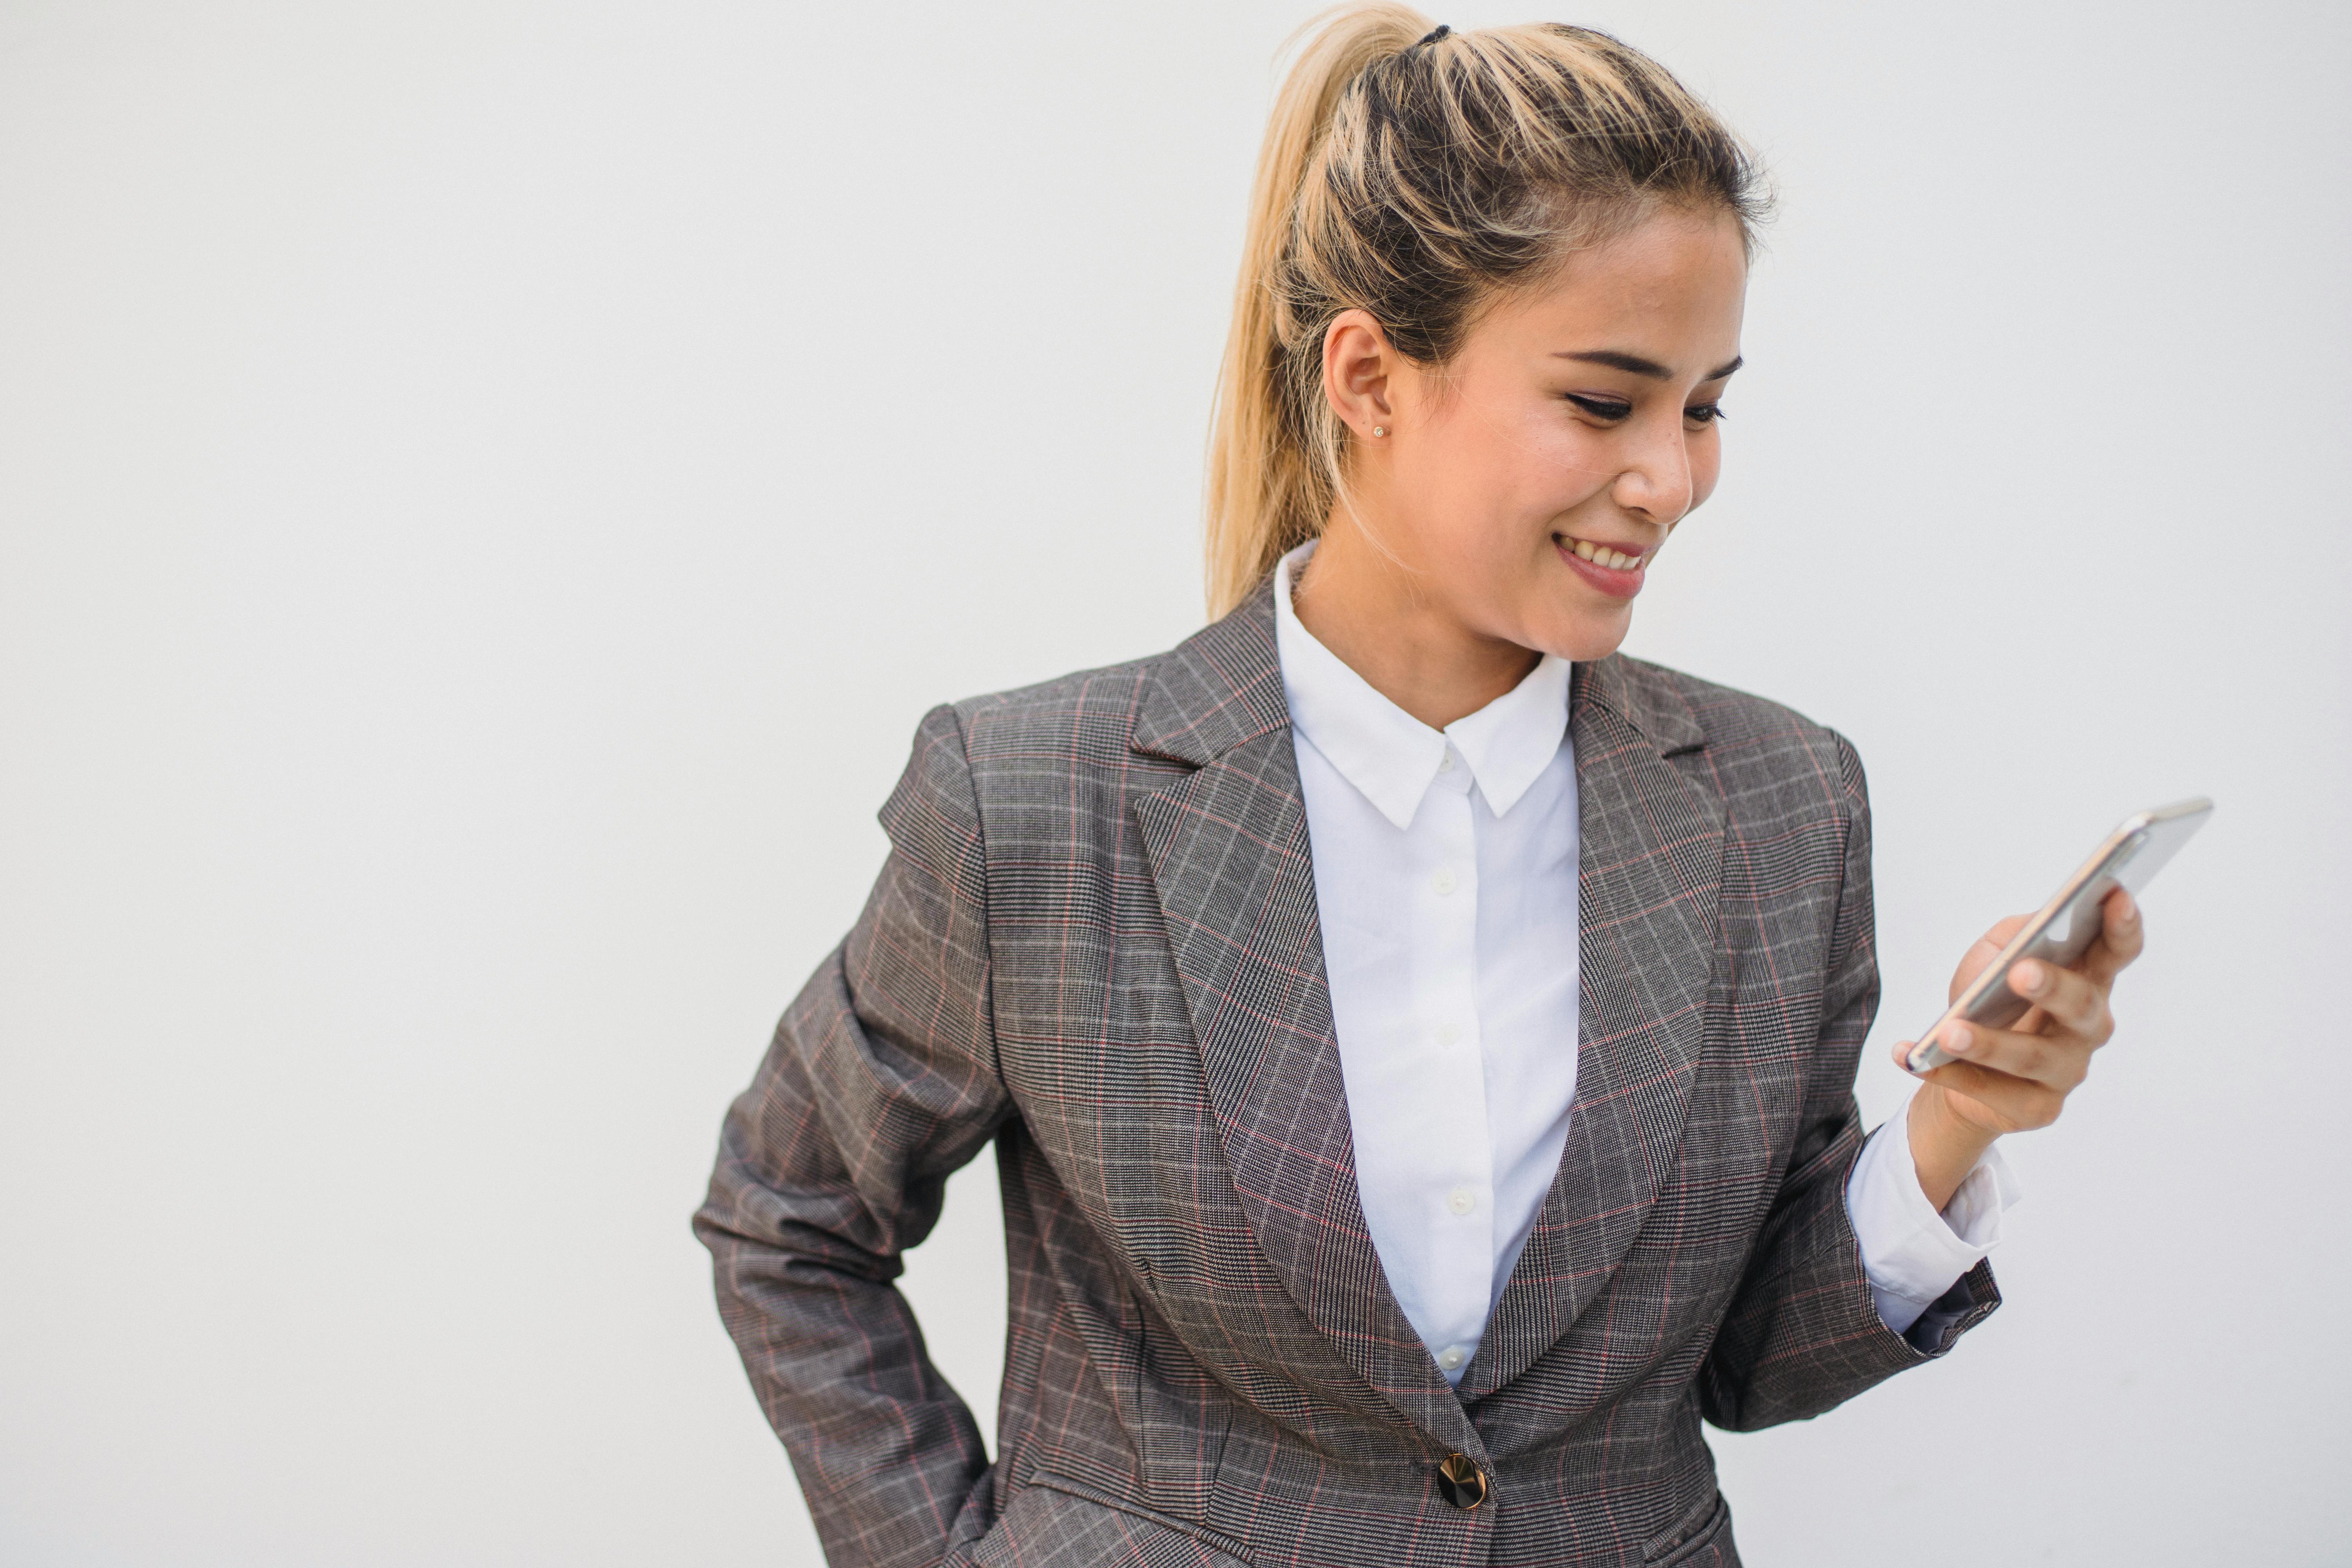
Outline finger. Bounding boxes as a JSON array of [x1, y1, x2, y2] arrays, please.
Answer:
[[1936, 1018, 2091, 1091], [1949, 913, 2034, 1002], [1915, 1058, 2068, 1131], [2078, 890, 2145, 986], [2005, 958, 2112, 1043]]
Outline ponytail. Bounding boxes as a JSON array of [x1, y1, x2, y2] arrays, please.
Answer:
[[1205, 4, 1430, 619], [1201, 5, 1767, 617]]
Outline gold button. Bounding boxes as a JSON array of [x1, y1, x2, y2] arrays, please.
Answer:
[[1437, 1451, 1487, 1510]]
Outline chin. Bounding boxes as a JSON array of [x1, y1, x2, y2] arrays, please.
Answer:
[[1529, 606, 1632, 664]]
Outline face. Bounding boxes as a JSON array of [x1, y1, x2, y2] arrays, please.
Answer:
[[1328, 206, 1749, 662]]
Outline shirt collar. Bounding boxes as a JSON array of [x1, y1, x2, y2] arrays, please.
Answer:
[[1273, 541, 1571, 831]]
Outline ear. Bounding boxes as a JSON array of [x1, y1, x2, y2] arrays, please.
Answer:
[[1320, 309, 1397, 439]]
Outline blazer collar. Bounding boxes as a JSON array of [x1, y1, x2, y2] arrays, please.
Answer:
[[1567, 638, 1708, 759], [1129, 576, 1293, 768]]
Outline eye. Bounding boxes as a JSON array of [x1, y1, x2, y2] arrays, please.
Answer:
[[1564, 394, 1632, 421], [1684, 401, 1726, 425]]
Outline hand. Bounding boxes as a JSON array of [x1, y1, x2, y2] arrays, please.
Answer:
[[1893, 888, 2145, 1210]]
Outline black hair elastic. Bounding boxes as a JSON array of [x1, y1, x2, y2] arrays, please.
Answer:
[[1416, 25, 1452, 46]]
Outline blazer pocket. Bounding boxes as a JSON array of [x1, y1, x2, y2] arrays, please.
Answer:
[[1644, 1490, 1732, 1565], [956, 1470, 1256, 1568]]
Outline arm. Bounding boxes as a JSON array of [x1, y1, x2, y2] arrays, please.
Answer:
[[1698, 735, 2000, 1432], [693, 704, 1011, 1568], [1841, 831, 2147, 1334]]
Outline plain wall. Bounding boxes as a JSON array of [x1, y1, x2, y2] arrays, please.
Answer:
[[2, 1, 2346, 1563]]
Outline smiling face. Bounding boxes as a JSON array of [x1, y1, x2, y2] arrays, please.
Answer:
[[1315, 204, 1750, 670]]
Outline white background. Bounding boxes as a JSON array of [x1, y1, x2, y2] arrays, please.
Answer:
[[2, 1, 2346, 1563]]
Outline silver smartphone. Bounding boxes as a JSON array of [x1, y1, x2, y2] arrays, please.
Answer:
[[1904, 796, 2213, 1075]]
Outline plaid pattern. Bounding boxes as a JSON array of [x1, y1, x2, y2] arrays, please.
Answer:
[[696, 579, 1998, 1568]]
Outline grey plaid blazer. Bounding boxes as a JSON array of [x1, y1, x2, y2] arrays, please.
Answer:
[[695, 578, 1998, 1568]]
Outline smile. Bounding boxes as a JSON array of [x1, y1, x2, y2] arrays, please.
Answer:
[[1558, 536, 1647, 571]]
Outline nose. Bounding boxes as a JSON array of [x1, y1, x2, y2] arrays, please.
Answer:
[[1608, 411, 1695, 527]]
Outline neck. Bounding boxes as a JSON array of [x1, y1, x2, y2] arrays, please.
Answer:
[[1291, 516, 1540, 731]]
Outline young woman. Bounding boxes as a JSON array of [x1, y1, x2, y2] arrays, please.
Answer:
[[695, 10, 2141, 1566]]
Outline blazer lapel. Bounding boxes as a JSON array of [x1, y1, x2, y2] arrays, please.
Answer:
[[1458, 655, 1726, 1401], [1130, 584, 1474, 1449]]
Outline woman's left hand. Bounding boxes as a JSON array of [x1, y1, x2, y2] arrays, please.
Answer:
[[1895, 887, 2145, 1210]]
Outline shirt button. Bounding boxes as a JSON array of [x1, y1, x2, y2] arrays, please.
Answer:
[[1435, 1023, 1461, 1048], [1447, 1186, 1476, 1216], [1436, 1346, 1468, 1372], [1437, 751, 1456, 773], [1431, 869, 1457, 896]]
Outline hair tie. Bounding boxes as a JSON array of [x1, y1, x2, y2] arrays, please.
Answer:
[[1415, 25, 1452, 46]]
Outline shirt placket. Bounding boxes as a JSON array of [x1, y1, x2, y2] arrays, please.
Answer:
[[1416, 743, 1494, 1379]]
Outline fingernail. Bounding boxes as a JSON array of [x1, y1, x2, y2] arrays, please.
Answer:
[[1944, 1024, 1972, 1054], [2013, 960, 2044, 995]]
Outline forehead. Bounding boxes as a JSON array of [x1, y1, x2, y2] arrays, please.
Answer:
[[1478, 207, 1749, 354]]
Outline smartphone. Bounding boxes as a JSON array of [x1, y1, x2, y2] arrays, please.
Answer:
[[1904, 796, 2213, 1075]]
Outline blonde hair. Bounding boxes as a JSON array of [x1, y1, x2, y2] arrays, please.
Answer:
[[1203, 6, 1767, 615]]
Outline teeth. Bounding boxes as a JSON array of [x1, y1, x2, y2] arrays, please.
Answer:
[[1566, 538, 1646, 570]]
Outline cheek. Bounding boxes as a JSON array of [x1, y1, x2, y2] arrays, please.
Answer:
[[1486, 410, 1617, 521], [1402, 397, 1613, 560], [1405, 408, 1535, 526]]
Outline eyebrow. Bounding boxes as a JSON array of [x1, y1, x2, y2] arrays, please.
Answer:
[[1555, 350, 1744, 381]]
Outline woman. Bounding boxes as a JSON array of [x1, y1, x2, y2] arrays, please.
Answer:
[[695, 10, 2141, 1566]]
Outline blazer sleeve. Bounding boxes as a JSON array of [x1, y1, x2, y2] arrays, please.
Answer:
[[693, 703, 1011, 1568], [1696, 733, 2000, 1432]]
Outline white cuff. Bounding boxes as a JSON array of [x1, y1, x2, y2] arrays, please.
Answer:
[[1845, 1106, 2022, 1335]]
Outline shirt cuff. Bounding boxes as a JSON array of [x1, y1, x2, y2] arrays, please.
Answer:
[[1845, 1105, 2022, 1336]]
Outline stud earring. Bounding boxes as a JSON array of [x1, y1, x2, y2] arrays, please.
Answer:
[[1371, 425, 1387, 437]]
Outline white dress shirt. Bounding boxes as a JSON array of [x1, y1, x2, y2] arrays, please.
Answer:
[[1272, 542, 2014, 1383]]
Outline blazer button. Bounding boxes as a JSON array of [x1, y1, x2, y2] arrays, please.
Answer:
[[1436, 1452, 1488, 1510]]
